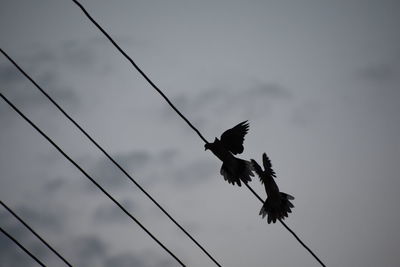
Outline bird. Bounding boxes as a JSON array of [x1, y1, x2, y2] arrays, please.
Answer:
[[205, 121, 254, 186], [251, 153, 294, 223]]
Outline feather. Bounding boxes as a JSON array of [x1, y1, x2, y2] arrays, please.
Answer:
[[220, 121, 249, 155], [262, 153, 276, 178]]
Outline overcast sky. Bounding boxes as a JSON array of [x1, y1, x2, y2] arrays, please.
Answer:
[[1, 0, 400, 266]]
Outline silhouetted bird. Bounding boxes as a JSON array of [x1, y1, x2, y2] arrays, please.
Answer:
[[251, 153, 294, 223], [205, 121, 254, 186]]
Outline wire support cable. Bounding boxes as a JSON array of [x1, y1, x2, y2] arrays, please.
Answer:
[[0, 200, 73, 266], [0, 93, 186, 267], [0, 227, 46, 267], [0, 48, 222, 267]]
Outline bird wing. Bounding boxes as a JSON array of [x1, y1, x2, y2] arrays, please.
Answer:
[[262, 153, 276, 178], [220, 121, 249, 154], [250, 159, 265, 184]]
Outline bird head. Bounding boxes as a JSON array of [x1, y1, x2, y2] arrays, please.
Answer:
[[204, 143, 211, 151], [204, 138, 218, 150]]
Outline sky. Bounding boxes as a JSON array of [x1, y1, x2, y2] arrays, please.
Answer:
[[1, 0, 400, 266]]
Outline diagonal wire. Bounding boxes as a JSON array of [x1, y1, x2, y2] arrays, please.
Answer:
[[68, 1, 327, 266], [0, 200, 73, 267], [70, 0, 209, 145], [0, 93, 186, 267], [0, 227, 46, 267], [244, 182, 326, 267], [0, 48, 222, 267]]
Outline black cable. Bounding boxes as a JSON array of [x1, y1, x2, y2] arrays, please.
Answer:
[[0, 227, 46, 267], [0, 93, 186, 267], [0, 48, 222, 267], [67, 1, 327, 265], [68, 1, 327, 265], [70, 0, 209, 145], [244, 182, 326, 267], [0, 200, 73, 266]]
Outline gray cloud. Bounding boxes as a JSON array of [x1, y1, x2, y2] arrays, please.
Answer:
[[291, 101, 321, 127], [0, 36, 118, 112], [0, 64, 24, 84], [358, 63, 399, 84], [0, 203, 68, 266], [88, 150, 151, 190], [70, 235, 174, 267], [158, 148, 179, 162], [170, 159, 215, 187], [353, 61, 400, 112], [1, 85, 79, 111], [246, 82, 292, 99], [0, 208, 62, 267], [23, 38, 100, 70], [1, 39, 98, 80], [0, 204, 63, 235], [14, 206, 62, 232], [43, 177, 66, 194], [0, 210, 27, 241], [58, 40, 97, 68], [28, 242, 50, 265], [0, 57, 80, 114], [103, 253, 148, 267], [72, 236, 107, 266], [0, 234, 36, 267], [167, 81, 292, 121], [0, 227, 170, 267], [86, 149, 180, 191], [24, 49, 55, 69], [104, 252, 175, 267]]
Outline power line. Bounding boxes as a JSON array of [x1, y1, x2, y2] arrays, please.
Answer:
[[68, 1, 326, 266], [0, 201, 73, 266], [0, 93, 186, 267], [0, 48, 222, 267], [70, 0, 209, 145], [244, 183, 327, 267], [0, 227, 46, 267]]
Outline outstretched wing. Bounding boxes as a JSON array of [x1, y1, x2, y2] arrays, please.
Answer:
[[251, 153, 276, 184], [220, 121, 249, 154], [250, 159, 265, 184], [262, 153, 276, 178]]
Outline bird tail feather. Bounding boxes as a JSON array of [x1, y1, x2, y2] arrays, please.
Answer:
[[260, 192, 295, 224], [220, 158, 254, 186]]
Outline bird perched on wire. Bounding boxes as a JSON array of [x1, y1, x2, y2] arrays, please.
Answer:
[[205, 121, 254, 186], [251, 153, 294, 223]]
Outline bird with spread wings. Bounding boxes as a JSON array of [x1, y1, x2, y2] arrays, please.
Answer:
[[205, 121, 254, 186], [251, 153, 295, 223]]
